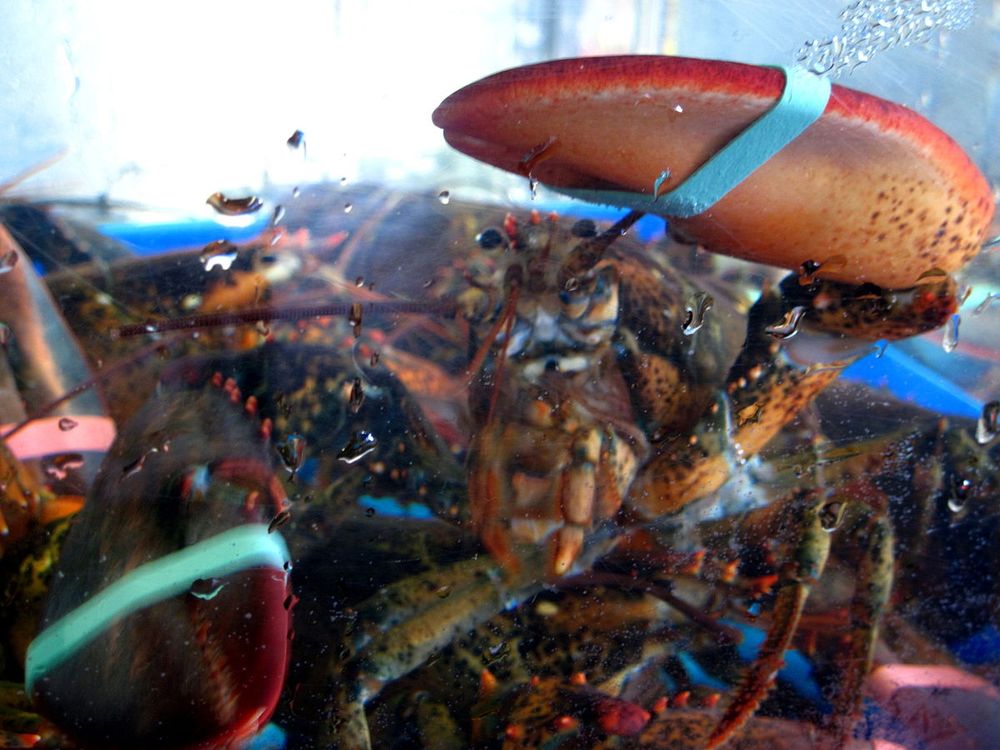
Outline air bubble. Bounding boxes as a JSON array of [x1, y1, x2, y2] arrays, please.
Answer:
[[438, 190, 450, 205], [682, 292, 714, 335], [765, 306, 808, 340], [344, 203, 353, 214], [338, 430, 378, 464], [794, 0, 974, 79], [58, 417, 78, 431], [355, 276, 365, 287], [975, 401, 999, 445]]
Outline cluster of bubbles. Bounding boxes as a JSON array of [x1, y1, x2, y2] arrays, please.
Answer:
[[795, 0, 975, 77]]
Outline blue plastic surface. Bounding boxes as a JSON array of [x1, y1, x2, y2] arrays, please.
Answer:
[[100, 217, 269, 254]]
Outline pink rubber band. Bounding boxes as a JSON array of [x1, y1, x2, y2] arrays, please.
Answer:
[[0, 416, 117, 461]]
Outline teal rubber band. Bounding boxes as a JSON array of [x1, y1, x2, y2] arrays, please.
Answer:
[[549, 65, 831, 218], [25, 524, 290, 694]]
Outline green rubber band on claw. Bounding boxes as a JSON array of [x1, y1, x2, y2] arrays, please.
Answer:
[[550, 65, 831, 218], [25, 524, 290, 694]]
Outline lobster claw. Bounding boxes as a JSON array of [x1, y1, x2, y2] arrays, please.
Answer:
[[26, 385, 293, 749]]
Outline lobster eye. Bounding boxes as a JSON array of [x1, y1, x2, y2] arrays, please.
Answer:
[[476, 227, 504, 250], [570, 218, 597, 238]]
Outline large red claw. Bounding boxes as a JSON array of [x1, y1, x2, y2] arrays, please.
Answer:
[[27, 387, 292, 750], [433, 56, 994, 289]]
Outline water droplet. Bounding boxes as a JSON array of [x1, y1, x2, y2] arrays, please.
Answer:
[[673, 104, 684, 113], [528, 174, 538, 200], [975, 400, 1000, 445], [286, 129, 305, 149], [348, 302, 363, 338], [948, 477, 972, 512], [974, 292, 998, 315], [58, 417, 78, 431], [271, 204, 286, 226], [476, 227, 504, 249], [0, 322, 11, 346], [268, 508, 292, 533], [44, 453, 85, 481], [369, 350, 380, 367], [200, 240, 239, 272], [338, 430, 378, 464], [344, 203, 353, 214], [206, 192, 263, 216], [349, 377, 364, 413], [746, 601, 762, 617], [292, 186, 301, 198], [122, 453, 147, 479], [0, 250, 18, 274], [277, 434, 306, 476], [917, 266, 949, 283], [435, 584, 452, 599], [872, 340, 888, 358], [190, 577, 226, 600], [339, 176, 348, 186], [798, 259, 823, 285], [517, 136, 557, 178], [765, 306, 808, 339], [682, 292, 714, 335], [354, 276, 365, 287], [652, 169, 671, 199], [365, 506, 376, 517], [437, 190, 450, 205], [942, 313, 960, 353], [819, 501, 843, 532]]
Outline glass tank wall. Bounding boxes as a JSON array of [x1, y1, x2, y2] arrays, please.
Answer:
[[0, 2, 998, 749]]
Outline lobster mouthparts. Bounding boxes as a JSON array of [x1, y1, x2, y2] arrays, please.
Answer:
[[27, 385, 292, 750], [433, 55, 995, 289]]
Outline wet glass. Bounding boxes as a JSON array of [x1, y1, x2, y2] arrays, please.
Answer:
[[1, 2, 998, 749]]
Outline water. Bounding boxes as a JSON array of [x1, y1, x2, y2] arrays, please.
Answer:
[[0, 3, 998, 750]]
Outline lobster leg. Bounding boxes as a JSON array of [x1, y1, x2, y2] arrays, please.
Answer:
[[824, 506, 894, 749], [707, 488, 830, 749]]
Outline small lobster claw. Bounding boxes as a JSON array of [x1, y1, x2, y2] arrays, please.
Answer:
[[27, 384, 293, 749]]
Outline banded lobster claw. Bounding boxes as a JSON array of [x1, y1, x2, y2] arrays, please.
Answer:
[[26, 382, 292, 750], [433, 55, 994, 288]]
